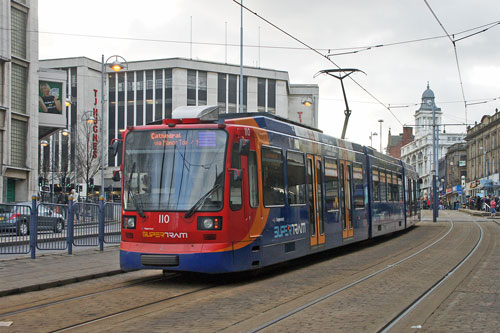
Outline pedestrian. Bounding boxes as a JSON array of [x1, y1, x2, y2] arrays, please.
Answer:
[[490, 198, 496, 216]]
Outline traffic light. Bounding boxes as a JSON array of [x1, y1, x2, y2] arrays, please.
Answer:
[[89, 177, 94, 188], [38, 176, 43, 186]]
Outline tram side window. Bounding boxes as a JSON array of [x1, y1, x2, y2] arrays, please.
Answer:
[[230, 144, 242, 210], [380, 171, 387, 201], [397, 174, 403, 202], [387, 172, 393, 202], [248, 151, 259, 208], [372, 168, 380, 202], [324, 158, 339, 211], [353, 164, 364, 207], [286, 151, 306, 205], [262, 147, 285, 206], [393, 173, 398, 202]]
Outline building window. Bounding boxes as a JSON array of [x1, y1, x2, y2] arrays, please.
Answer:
[[228, 74, 237, 113], [155, 69, 163, 120], [268, 79, 276, 115], [198, 71, 207, 106], [0, 61, 4, 106], [11, 7, 27, 59], [145, 70, 153, 123], [11, 119, 27, 168], [187, 70, 196, 106], [126, 72, 134, 126], [136, 71, 144, 125], [11, 63, 27, 114], [164, 69, 172, 119], [217, 73, 226, 113], [257, 78, 265, 112]]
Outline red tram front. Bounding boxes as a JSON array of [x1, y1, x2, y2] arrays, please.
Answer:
[[120, 106, 267, 273]]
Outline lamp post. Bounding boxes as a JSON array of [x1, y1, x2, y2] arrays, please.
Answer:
[[369, 132, 378, 148], [301, 96, 316, 128], [378, 119, 384, 153], [101, 55, 127, 200]]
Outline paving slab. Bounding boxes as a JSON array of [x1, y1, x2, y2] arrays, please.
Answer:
[[0, 246, 122, 297]]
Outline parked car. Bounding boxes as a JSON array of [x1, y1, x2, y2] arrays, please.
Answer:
[[0, 203, 31, 236], [37, 204, 65, 233], [0, 202, 65, 236]]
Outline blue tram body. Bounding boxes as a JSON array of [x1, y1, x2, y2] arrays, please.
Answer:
[[119, 107, 420, 274]]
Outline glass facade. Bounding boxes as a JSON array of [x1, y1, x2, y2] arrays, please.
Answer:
[[11, 119, 27, 168], [11, 63, 27, 114], [11, 7, 27, 59]]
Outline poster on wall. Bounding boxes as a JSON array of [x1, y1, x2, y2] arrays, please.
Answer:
[[38, 80, 63, 114]]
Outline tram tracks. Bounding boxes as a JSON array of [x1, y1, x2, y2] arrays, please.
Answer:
[[1, 213, 490, 332], [242, 212, 487, 333]]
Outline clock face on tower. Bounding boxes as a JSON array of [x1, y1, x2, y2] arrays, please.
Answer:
[[426, 99, 433, 106]]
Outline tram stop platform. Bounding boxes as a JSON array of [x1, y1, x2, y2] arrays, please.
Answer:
[[0, 246, 121, 297]]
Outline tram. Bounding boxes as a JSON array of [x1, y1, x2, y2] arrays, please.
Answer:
[[117, 105, 420, 274]]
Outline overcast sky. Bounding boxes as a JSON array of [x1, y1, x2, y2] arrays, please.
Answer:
[[38, 0, 500, 149]]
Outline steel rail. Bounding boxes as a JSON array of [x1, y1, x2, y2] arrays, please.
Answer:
[[250, 218, 456, 332], [379, 215, 484, 332], [52, 284, 217, 333], [0, 274, 176, 318]]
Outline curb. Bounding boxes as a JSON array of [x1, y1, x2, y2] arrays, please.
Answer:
[[0, 269, 124, 297]]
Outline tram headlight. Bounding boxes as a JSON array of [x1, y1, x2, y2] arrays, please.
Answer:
[[122, 216, 136, 229], [197, 217, 222, 230]]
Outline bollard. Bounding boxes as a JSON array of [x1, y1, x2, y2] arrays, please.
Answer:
[[67, 196, 74, 255], [99, 197, 105, 251], [30, 196, 37, 259]]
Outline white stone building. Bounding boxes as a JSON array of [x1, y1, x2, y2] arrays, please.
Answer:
[[401, 84, 465, 198]]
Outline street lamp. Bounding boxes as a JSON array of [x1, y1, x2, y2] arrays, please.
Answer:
[[101, 55, 127, 200], [378, 119, 384, 153], [301, 96, 316, 127], [369, 132, 378, 147]]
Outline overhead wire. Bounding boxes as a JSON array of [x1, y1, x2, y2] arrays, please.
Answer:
[[423, 0, 468, 127], [231, 0, 405, 127]]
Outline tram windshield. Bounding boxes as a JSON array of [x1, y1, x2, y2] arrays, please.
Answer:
[[123, 129, 227, 212]]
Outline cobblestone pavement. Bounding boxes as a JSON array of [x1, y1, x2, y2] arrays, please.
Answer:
[[1, 210, 498, 332]]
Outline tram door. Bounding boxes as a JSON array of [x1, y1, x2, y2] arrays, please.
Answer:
[[307, 155, 325, 247], [339, 160, 354, 239]]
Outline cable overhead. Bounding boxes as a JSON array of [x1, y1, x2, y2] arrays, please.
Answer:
[[232, 0, 405, 129], [423, 0, 468, 127], [2, 18, 497, 55]]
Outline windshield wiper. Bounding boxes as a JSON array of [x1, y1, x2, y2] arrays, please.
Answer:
[[184, 183, 222, 218], [126, 162, 146, 218]]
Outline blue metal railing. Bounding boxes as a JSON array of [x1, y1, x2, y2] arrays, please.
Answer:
[[0, 196, 121, 258]]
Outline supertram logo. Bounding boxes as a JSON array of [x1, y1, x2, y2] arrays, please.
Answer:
[[142, 231, 188, 239], [273, 223, 307, 238]]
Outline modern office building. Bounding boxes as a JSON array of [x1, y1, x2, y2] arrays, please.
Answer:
[[40, 57, 319, 199], [0, 0, 40, 202]]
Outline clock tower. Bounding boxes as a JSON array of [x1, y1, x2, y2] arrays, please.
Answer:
[[414, 82, 442, 138]]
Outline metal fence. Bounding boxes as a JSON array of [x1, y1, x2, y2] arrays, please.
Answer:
[[0, 203, 31, 254], [0, 198, 121, 258]]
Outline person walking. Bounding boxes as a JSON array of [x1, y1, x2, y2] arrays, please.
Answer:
[[490, 197, 496, 216]]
